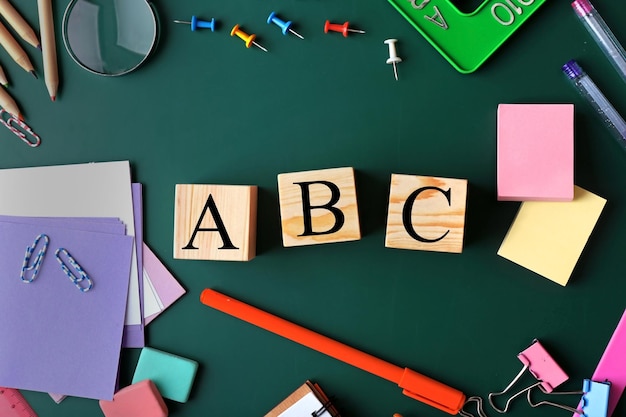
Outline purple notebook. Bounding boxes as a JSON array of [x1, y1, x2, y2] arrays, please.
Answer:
[[0, 221, 134, 400]]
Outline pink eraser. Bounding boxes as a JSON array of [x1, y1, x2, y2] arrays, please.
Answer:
[[99, 380, 168, 417], [497, 104, 574, 201]]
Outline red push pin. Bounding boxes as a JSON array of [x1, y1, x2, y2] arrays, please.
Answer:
[[323, 20, 365, 37]]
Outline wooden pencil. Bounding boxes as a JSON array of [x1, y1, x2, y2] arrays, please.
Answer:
[[0, 63, 8, 86], [0, 83, 22, 119], [37, 0, 57, 101], [0, 0, 40, 49], [0, 20, 35, 76]]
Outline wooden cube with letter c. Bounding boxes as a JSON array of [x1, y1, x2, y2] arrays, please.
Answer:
[[277, 167, 361, 247], [385, 174, 467, 253], [174, 184, 258, 261]]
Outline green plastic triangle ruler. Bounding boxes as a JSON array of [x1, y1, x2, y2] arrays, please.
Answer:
[[388, 0, 547, 73]]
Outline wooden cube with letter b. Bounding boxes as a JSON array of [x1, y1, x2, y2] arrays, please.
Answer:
[[174, 184, 258, 261], [385, 174, 467, 253], [278, 167, 361, 247]]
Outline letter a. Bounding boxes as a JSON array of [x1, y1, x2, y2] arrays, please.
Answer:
[[174, 184, 257, 261], [424, 6, 448, 30], [182, 194, 238, 250]]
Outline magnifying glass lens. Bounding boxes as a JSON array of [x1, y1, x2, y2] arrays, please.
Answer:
[[63, 0, 157, 76]]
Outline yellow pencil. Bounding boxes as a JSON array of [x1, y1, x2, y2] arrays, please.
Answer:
[[0, 0, 40, 49], [0, 20, 35, 76], [0, 83, 22, 119], [37, 0, 57, 101]]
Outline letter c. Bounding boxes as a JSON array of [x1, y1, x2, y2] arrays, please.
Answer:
[[402, 186, 451, 243]]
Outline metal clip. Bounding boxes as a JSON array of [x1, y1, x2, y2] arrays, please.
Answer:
[[20, 233, 49, 282], [526, 384, 583, 414], [459, 396, 489, 417], [311, 399, 335, 417], [488, 339, 569, 413], [55, 248, 93, 292], [578, 379, 610, 417], [527, 379, 609, 417], [1, 109, 41, 147]]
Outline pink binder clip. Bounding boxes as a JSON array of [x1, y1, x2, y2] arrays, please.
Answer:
[[488, 339, 572, 413]]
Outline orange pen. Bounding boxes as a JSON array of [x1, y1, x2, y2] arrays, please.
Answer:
[[200, 289, 466, 415]]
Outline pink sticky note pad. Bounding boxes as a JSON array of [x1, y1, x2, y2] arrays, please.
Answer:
[[99, 380, 168, 417], [497, 104, 574, 201]]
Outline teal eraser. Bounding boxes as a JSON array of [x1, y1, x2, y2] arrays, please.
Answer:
[[132, 347, 199, 403]]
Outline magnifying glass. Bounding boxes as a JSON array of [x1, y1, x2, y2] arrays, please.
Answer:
[[62, 0, 159, 76]]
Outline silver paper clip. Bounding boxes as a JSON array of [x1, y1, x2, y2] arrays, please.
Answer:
[[488, 339, 572, 413], [459, 396, 490, 417], [0, 109, 41, 147]]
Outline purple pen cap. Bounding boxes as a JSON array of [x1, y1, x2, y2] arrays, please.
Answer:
[[562, 60, 584, 79], [572, 0, 593, 17]]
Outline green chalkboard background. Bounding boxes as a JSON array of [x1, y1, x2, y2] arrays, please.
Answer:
[[3, 1, 626, 417]]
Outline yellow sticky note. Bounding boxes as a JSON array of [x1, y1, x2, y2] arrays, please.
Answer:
[[497, 186, 606, 286]]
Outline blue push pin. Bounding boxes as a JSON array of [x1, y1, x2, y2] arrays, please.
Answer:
[[267, 12, 304, 39], [174, 16, 216, 32]]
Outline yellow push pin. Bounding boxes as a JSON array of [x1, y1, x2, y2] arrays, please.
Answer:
[[230, 24, 268, 52]]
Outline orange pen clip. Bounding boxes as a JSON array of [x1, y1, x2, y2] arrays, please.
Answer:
[[200, 289, 467, 415]]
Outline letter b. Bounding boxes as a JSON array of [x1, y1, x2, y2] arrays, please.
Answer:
[[278, 167, 361, 247]]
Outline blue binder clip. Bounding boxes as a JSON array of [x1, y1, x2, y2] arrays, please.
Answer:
[[579, 379, 610, 417], [526, 378, 610, 416]]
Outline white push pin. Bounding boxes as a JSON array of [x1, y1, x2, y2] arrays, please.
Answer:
[[384, 39, 402, 81]]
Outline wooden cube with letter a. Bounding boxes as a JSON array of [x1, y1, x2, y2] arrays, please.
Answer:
[[174, 184, 257, 261], [278, 167, 361, 247], [385, 174, 467, 253]]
